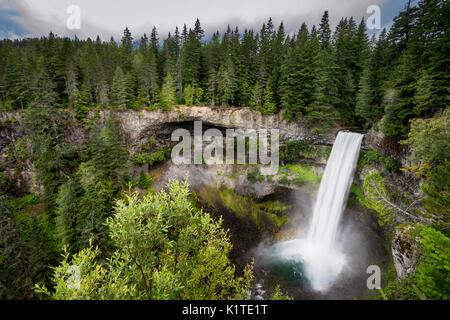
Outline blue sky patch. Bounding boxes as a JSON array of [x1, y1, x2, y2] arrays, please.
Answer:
[[0, 7, 29, 39]]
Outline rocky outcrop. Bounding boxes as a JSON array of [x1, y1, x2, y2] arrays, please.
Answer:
[[0, 106, 335, 194], [363, 126, 408, 164], [391, 226, 419, 278], [111, 105, 337, 146]]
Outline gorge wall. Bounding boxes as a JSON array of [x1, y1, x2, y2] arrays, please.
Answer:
[[0, 105, 422, 283], [0, 105, 409, 196]]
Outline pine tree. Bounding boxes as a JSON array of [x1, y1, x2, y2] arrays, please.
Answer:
[[279, 23, 317, 120], [182, 27, 203, 87], [261, 79, 277, 114], [75, 83, 90, 119], [355, 66, 373, 127], [55, 178, 83, 252], [65, 63, 78, 109], [174, 26, 183, 99], [183, 84, 194, 106], [0, 195, 31, 299], [382, 52, 417, 139], [91, 111, 127, 179], [307, 51, 338, 133], [160, 72, 176, 110], [121, 27, 134, 71], [23, 70, 77, 200], [133, 52, 151, 107], [270, 22, 286, 105], [112, 66, 129, 108], [250, 83, 263, 110], [4, 49, 29, 110], [218, 55, 237, 106], [318, 11, 332, 50], [98, 79, 110, 108]]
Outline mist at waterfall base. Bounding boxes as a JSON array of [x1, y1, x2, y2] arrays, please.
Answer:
[[263, 132, 364, 293]]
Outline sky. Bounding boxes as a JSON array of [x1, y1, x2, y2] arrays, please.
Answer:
[[0, 0, 409, 40]]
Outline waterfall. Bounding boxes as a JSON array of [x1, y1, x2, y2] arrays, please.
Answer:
[[306, 131, 364, 251], [267, 131, 363, 292]]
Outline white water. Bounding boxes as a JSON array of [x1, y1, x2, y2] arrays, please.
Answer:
[[307, 131, 364, 250], [271, 131, 363, 292]]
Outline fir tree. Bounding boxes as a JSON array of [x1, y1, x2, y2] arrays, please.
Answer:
[[261, 79, 277, 114], [160, 72, 177, 110], [318, 11, 332, 50], [112, 66, 129, 108]]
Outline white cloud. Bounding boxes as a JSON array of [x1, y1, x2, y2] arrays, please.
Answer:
[[1, 0, 389, 40]]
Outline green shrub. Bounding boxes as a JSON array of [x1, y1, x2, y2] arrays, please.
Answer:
[[359, 149, 381, 168], [247, 167, 264, 183], [133, 148, 170, 167], [123, 174, 137, 188], [38, 180, 254, 300], [280, 141, 314, 162], [358, 172, 394, 226], [359, 150, 399, 172], [316, 146, 332, 160], [75, 105, 89, 120], [148, 149, 167, 166], [0, 173, 11, 194], [383, 156, 400, 172], [414, 225, 450, 299], [292, 170, 320, 186], [132, 153, 149, 165], [11, 194, 39, 209], [137, 172, 153, 189], [422, 162, 449, 217], [277, 176, 290, 185], [383, 224, 450, 300]]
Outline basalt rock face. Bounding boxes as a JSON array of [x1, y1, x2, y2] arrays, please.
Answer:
[[112, 106, 336, 146], [0, 112, 41, 195], [363, 127, 409, 165], [0, 106, 406, 196], [391, 226, 419, 278], [0, 106, 337, 194]]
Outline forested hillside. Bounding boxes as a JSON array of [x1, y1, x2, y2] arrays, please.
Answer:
[[0, 1, 447, 137], [0, 0, 448, 300]]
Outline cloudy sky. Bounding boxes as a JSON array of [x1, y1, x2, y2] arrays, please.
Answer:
[[0, 0, 408, 40]]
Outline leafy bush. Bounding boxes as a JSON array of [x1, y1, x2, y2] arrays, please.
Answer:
[[403, 109, 449, 168], [316, 146, 332, 160], [247, 167, 264, 183], [133, 148, 170, 166], [123, 174, 137, 188], [280, 141, 314, 162], [383, 224, 450, 300], [414, 225, 450, 299], [290, 165, 321, 186], [38, 180, 254, 300], [137, 172, 153, 189], [359, 149, 399, 172], [9, 194, 40, 212], [0, 173, 11, 194], [148, 148, 168, 166], [359, 149, 381, 167], [382, 156, 400, 172], [359, 172, 394, 226], [132, 153, 148, 165], [277, 176, 290, 185], [402, 110, 449, 217], [421, 162, 449, 217]]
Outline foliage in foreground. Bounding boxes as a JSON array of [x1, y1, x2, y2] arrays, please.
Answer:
[[37, 180, 254, 300]]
